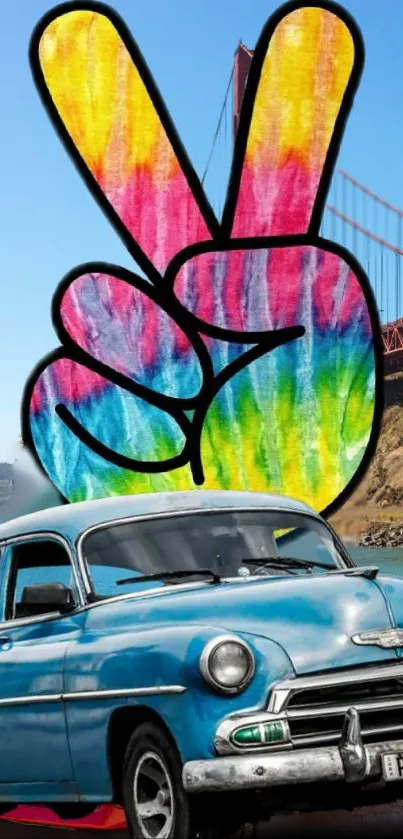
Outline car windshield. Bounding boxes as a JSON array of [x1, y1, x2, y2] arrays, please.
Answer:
[[81, 509, 349, 599]]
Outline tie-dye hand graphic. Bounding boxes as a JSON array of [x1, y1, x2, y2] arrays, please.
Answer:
[[23, 0, 382, 514]]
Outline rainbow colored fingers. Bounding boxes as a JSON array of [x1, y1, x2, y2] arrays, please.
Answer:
[[23, 2, 382, 516], [229, 6, 355, 237]]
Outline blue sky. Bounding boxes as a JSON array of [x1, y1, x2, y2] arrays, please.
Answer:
[[1, 0, 403, 462]]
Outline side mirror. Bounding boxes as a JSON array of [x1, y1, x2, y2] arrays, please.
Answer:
[[15, 582, 76, 619]]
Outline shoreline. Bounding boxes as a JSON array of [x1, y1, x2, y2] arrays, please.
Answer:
[[329, 507, 403, 548]]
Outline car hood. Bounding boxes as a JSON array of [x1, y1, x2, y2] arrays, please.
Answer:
[[99, 571, 402, 675]]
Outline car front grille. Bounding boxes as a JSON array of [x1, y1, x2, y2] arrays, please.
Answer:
[[268, 662, 403, 748]]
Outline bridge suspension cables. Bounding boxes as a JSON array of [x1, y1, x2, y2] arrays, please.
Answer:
[[201, 44, 403, 347], [323, 171, 403, 327]]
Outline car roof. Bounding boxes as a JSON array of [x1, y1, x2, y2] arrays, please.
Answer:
[[0, 490, 320, 543]]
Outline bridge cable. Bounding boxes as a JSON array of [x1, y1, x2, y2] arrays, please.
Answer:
[[201, 64, 234, 187]]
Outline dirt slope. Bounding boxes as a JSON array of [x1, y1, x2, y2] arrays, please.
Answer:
[[329, 374, 403, 543]]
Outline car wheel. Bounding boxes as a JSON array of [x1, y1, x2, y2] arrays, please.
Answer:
[[122, 721, 193, 838], [122, 722, 237, 839]]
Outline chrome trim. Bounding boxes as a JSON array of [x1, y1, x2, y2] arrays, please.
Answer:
[[268, 689, 292, 715], [76, 506, 347, 602], [339, 708, 367, 782], [184, 737, 403, 794], [267, 661, 403, 714], [0, 531, 85, 625], [0, 610, 82, 632], [213, 664, 403, 760], [64, 685, 186, 701], [183, 711, 403, 794], [293, 722, 403, 748], [199, 634, 255, 695], [215, 712, 291, 755], [215, 695, 403, 754], [0, 693, 63, 707], [352, 629, 403, 649], [286, 696, 403, 718], [0, 685, 186, 708], [264, 662, 403, 749]]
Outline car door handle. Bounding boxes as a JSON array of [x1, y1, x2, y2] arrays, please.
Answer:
[[0, 637, 10, 645]]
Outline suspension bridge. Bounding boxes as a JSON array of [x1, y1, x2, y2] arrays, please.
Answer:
[[202, 44, 403, 375]]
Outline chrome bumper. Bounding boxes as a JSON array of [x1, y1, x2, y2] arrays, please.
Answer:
[[182, 709, 403, 794]]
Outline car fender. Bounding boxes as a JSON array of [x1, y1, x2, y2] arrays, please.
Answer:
[[63, 623, 294, 798]]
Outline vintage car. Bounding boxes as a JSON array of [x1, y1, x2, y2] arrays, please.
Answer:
[[1, 489, 403, 838]]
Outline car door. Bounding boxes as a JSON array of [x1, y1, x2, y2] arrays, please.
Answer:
[[0, 534, 85, 791]]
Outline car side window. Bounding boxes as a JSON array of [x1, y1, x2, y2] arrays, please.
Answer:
[[5, 538, 77, 621]]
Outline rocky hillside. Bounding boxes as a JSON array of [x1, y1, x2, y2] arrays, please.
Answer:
[[329, 372, 403, 544]]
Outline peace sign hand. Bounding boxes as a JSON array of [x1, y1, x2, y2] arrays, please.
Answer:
[[24, 1, 381, 515]]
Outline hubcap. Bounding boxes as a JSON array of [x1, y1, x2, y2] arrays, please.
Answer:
[[134, 750, 174, 838]]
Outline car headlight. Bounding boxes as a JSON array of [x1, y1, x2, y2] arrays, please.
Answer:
[[200, 635, 255, 694]]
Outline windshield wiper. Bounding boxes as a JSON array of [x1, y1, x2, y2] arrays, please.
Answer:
[[241, 556, 334, 573], [116, 568, 222, 587]]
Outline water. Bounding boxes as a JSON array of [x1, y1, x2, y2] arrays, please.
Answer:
[[348, 545, 403, 577]]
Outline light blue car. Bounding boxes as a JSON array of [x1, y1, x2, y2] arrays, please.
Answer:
[[0, 489, 403, 838]]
